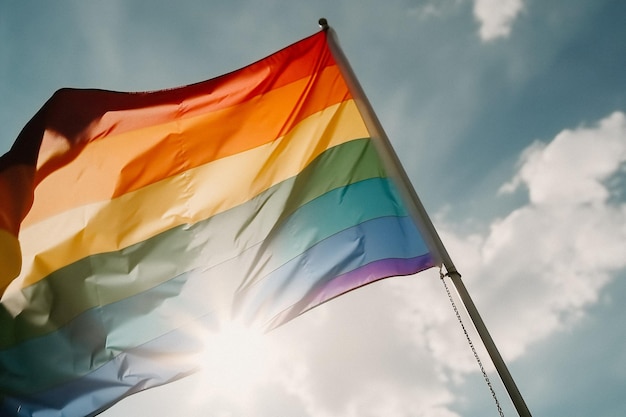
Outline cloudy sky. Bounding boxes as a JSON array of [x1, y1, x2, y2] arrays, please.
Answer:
[[2, 1, 626, 416]]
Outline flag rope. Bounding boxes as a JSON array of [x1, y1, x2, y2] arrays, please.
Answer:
[[440, 267, 505, 417]]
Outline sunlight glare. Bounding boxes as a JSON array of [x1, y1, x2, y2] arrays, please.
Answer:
[[199, 321, 276, 400]]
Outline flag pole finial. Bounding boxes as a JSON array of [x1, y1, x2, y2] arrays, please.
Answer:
[[318, 18, 329, 30]]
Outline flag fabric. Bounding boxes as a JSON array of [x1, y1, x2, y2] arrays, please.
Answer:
[[0, 29, 439, 416]]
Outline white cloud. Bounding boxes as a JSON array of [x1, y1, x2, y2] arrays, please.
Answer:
[[501, 112, 626, 206], [473, 0, 524, 41], [435, 111, 626, 364], [407, 0, 461, 20]]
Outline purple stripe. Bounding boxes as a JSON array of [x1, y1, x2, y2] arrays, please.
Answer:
[[266, 253, 435, 329]]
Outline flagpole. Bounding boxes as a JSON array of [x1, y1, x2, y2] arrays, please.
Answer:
[[321, 19, 532, 417]]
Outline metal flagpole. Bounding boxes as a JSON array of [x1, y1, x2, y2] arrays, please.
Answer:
[[320, 18, 532, 417]]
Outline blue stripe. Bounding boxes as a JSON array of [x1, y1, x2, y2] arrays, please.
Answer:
[[240, 177, 408, 288], [0, 314, 211, 417]]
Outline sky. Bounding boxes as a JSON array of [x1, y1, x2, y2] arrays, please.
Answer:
[[1, 1, 626, 416]]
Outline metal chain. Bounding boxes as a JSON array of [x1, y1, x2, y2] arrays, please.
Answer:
[[439, 268, 505, 417]]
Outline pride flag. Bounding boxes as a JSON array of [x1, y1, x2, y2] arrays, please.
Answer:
[[0, 29, 440, 416]]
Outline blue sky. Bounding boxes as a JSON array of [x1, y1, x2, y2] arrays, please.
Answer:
[[1, 1, 625, 416]]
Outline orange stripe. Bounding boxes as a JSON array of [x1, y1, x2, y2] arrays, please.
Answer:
[[0, 229, 21, 294], [0, 164, 30, 291], [24, 65, 349, 226]]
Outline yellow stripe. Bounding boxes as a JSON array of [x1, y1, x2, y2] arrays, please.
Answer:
[[11, 100, 368, 294]]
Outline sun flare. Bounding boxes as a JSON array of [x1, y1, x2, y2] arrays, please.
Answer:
[[198, 321, 276, 400]]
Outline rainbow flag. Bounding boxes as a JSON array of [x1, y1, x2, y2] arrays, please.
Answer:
[[0, 29, 439, 416]]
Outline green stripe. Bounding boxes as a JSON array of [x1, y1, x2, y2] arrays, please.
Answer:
[[0, 138, 384, 349]]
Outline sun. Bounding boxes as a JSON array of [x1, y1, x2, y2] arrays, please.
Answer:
[[198, 320, 276, 400]]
